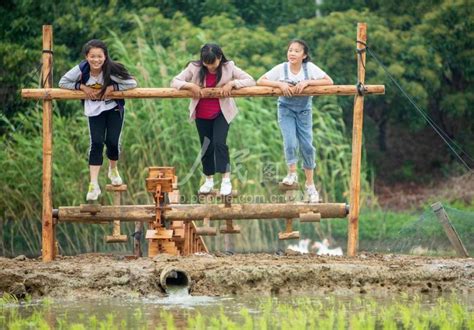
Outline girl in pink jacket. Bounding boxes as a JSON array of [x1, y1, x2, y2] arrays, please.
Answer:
[[171, 44, 255, 195]]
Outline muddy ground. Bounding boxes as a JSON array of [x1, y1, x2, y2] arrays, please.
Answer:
[[1, 253, 473, 300]]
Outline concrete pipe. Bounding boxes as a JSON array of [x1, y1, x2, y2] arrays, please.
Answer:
[[159, 266, 191, 295]]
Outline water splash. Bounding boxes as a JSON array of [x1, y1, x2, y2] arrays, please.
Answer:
[[150, 285, 227, 309]]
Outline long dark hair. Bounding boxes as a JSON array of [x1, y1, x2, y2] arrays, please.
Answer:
[[191, 43, 229, 86], [288, 39, 311, 63], [82, 39, 132, 98]]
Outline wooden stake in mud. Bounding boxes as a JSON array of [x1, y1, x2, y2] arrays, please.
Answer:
[[195, 193, 217, 236], [348, 22, 367, 257], [278, 183, 300, 240], [105, 185, 128, 243], [432, 202, 469, 257], [134, 221, 143, 257], [42, 25, 54, 262]]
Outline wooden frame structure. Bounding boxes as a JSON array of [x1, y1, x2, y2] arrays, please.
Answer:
[[22, 23, 383, 261]]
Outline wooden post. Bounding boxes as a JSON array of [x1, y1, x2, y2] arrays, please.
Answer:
[[42, 25, 54, 262], [105, 185, 128, 243], [431, 202, 469, 257], [347, 22, 367, 257], [278, 187, 300, 240]]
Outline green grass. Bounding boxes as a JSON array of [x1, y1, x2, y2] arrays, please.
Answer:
[[314, 203, 474, 255]]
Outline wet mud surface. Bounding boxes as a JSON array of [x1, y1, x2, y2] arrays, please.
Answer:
[[1, 253, 473, 299]]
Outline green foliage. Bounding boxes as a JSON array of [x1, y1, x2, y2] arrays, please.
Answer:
[[1, 1, 473, 254], [417, 0, 474, 143], [153, 0, 317, 29], [0, 293, 19, 306], [324, 203, 474, 255]]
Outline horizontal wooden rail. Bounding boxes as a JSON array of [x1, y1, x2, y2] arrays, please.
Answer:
[[22, 85, 384, 100], [55, 203, 348, 223]]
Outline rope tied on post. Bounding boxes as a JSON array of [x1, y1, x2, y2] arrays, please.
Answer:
[[355, 40, 368, 96], [41, 49, 54, 89], [356, 40, 368, 54], [356, 82, 367, 96]]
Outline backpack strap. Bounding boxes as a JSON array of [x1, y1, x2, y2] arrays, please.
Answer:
[[78, 60, 90, 88], [303, 62, 309, 80], [283, 62, 289, 81]]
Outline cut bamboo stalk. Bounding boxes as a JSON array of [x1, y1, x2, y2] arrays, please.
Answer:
[[348, 22, 367, 257], [22, 85, 385, 100]]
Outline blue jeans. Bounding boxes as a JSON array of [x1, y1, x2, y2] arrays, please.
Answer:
[[277, 96, 316, 169]]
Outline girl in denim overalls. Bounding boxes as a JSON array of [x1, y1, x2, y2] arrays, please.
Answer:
[[258, 39, 333, 202]]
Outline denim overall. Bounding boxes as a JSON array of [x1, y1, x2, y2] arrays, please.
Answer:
[[277, 62, 316, 169]]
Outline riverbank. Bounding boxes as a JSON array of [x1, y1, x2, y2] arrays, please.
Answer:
[[1, 253, 473, 299]]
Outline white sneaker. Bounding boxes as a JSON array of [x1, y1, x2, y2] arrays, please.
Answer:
[[282, 172, 298, 185], [86, 182, 101, 201], [199, 179, 214, 194], [108, 167, 123, 186], [220, 178, 232, 196], [306, 184, 320, 203]]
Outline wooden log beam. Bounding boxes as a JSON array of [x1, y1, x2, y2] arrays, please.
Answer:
[[55, 203, 348, 223], [22, 85, 385, 100]]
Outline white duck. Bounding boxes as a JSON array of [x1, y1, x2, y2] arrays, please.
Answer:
[[287, 239, 311, 253], [312, 239, 343, 256]]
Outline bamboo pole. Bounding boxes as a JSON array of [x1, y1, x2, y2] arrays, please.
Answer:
[[21, 85, 385, 100], [56, 203, 348, 222], [41, 25, 54, 262], [347, 22, 367, 257]]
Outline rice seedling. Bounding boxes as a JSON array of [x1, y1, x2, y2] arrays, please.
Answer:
[[1, 294, 472, 329]]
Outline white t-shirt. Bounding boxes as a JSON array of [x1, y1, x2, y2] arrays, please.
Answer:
[[59, 65, 137, 117], [264, 62, 327, 84], [83, 72, 118, 117]]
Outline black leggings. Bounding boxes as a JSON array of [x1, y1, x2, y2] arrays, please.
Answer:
[[88, 108, 124, 166], [195, 113, 230, 176]]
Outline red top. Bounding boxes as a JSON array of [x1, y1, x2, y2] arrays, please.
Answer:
[[196, 73, 221, 119]]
